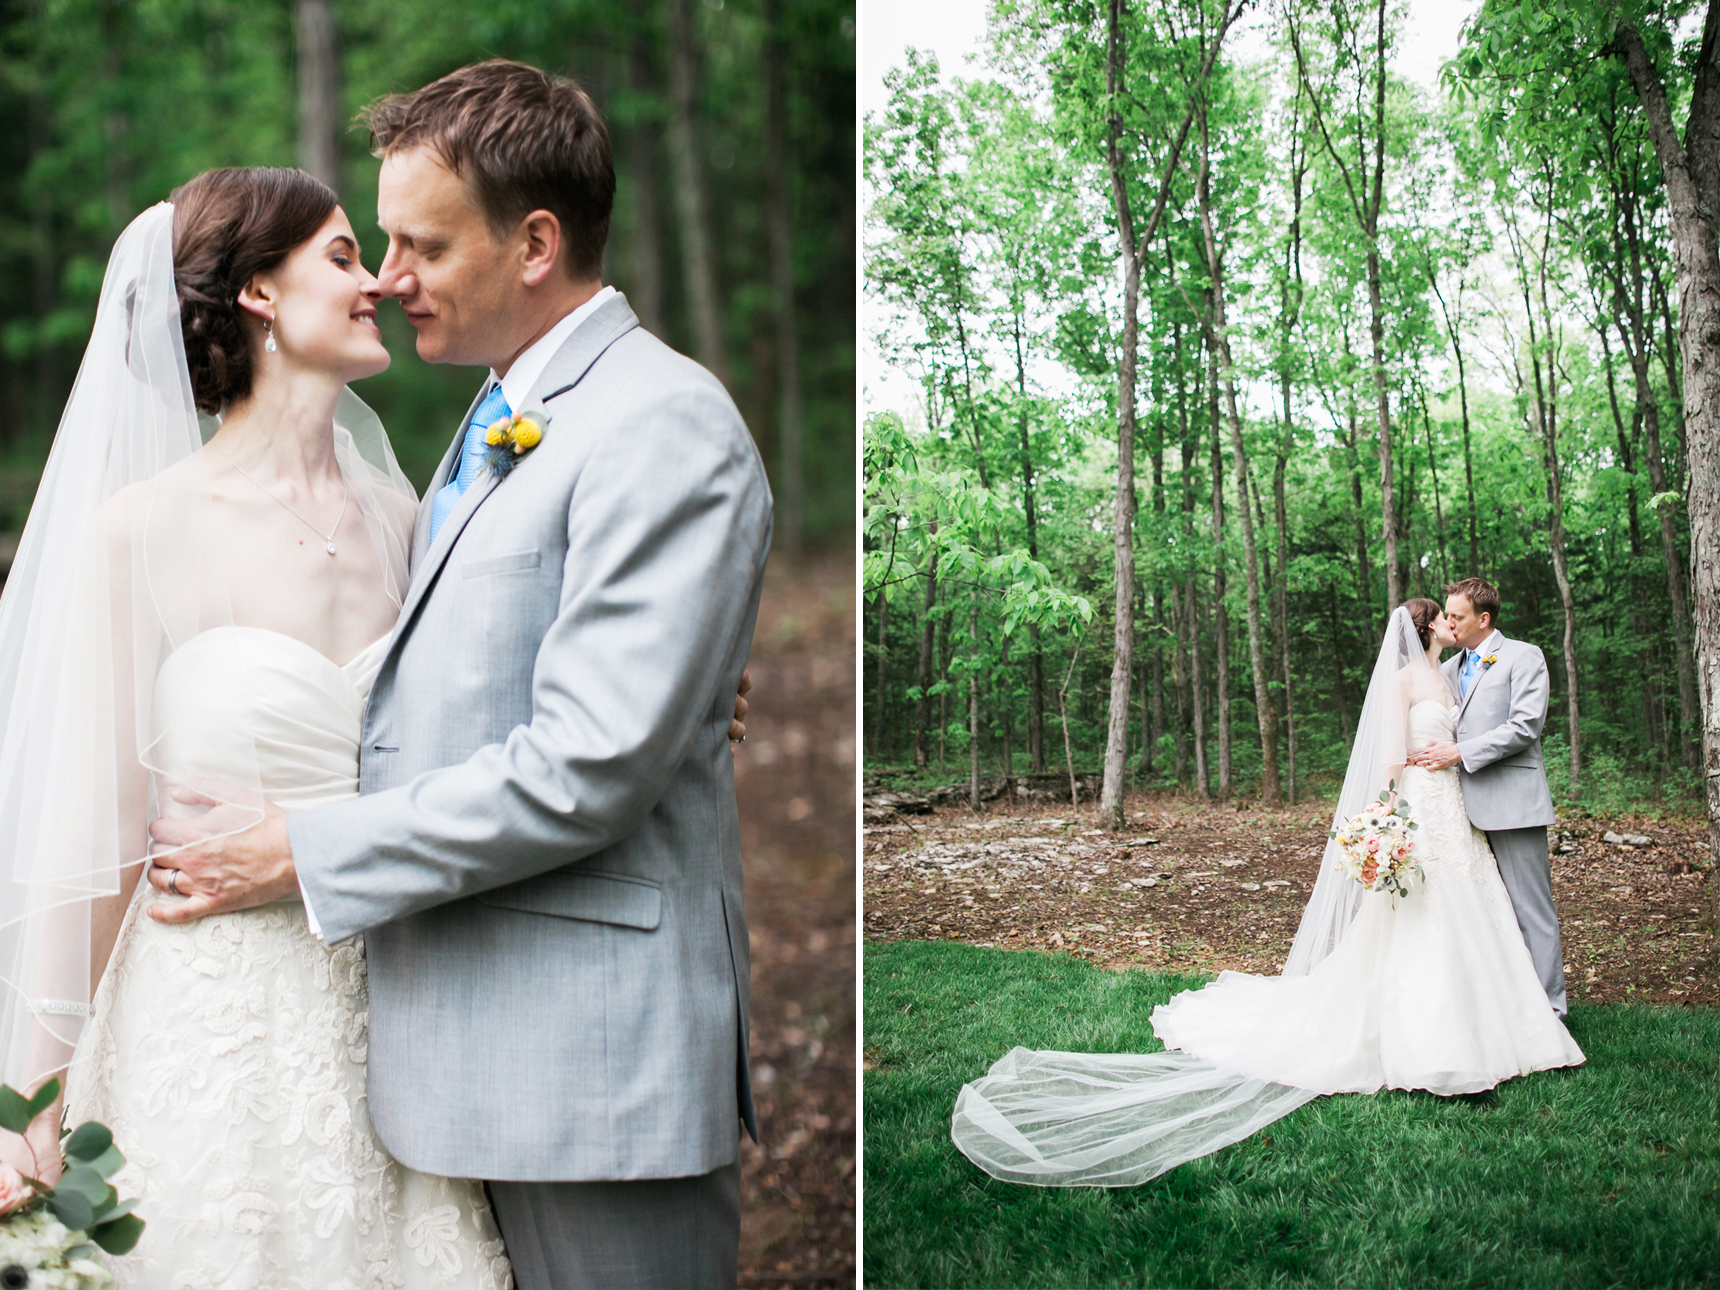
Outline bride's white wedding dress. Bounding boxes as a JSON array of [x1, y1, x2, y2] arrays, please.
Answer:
[[66, 627, 513, 1288], [951, 696, 1584, 1187], [1152, 700, 1583, 1093]]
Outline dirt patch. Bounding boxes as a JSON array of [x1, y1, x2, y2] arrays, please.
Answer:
[[735, 552, 856, 1289], [862, 791, 1717, 1010]]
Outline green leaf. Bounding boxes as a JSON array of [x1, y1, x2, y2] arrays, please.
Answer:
[[54, 1162, 113, 1210], [0, 1085, 34, 1136], [63, 1121, 113, 1162], [26, 1078, 60, 1119], [91, 1212, 145, 1256], [47, 1187, 94, 1232], [82, 1143, 125, 1179]]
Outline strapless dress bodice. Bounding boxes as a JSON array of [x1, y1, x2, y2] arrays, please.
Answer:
[[1407, 698, 1457, 747], [149, 625, 388, 813]]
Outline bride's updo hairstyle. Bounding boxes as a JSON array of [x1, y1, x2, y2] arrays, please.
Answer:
[[1405, 597, 1442, 650], [170, 167, 339, 414]]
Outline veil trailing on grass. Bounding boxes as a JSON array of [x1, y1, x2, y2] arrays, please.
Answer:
[[0, 202, 415, 1097], [950, 607, 1432, 1186]]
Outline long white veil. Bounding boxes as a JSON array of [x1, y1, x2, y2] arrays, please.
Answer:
[[0, 201, 417, 1096], [951, 606, 1434, 1186]]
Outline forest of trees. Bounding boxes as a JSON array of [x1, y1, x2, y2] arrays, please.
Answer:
[[0, 0, 855, 549], [864, 0, 1720, 831]]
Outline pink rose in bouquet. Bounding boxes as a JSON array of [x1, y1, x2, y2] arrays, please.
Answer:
[[0, 1161, 29, 1216]]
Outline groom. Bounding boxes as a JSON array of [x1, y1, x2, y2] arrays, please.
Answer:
[[146, 62, 770, 1287], [1407, 576, 1566, 1019]]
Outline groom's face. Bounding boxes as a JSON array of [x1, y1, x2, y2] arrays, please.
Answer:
[[1444, 594, 1491, 651], [375, 147, 518, 368]]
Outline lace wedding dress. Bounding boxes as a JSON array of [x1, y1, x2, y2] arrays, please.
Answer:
[[951, 688, 1584, 1187], [66, 627, 513, 1288]]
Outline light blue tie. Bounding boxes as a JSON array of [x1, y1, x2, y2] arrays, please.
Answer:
[[429, 384, 510, 545], [1461, 650, 1482, 698]]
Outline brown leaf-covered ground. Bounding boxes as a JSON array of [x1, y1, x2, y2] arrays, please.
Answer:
[[734, 552, 856, 1289], [863, 792, 1717, 1010]]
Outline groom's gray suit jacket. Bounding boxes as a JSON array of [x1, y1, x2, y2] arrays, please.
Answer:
[[289, 294, 771, 1182], [1439, 629, 1556, 831]]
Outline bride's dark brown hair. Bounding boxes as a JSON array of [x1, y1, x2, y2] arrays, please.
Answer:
[[1404, 597, 1443, 650], [170, 167, 339, 415]]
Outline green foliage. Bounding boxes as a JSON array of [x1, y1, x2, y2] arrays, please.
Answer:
[[864, 0, 1706, 808], [0, 1080, 144, 1254], [0, 0, 853, 543], [864, 939, 1720, 1289]]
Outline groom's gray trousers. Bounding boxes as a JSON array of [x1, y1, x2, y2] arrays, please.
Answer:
[[1483, 827, 1566, 1018], [1443, 632, 1567, 1019], [489, 1162, 741, 1290]]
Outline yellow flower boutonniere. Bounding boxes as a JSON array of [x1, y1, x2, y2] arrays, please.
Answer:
[[482, 410, 547, 479], [1482, 653, 1498, 667]]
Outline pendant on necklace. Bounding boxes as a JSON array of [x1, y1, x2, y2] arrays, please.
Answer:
[[326, 541, 337, 556]]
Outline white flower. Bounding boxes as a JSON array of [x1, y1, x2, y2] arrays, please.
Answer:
[[405, 1203, 464, 1275]]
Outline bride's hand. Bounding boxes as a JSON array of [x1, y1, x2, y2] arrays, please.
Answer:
[[729, 668, 752, 749], [0, 1106, 62, 1188]]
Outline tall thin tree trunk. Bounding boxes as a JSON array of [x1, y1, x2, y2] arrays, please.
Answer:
[[1013, 319, 1046, 773], [624, 38, 667, 337], [913, 526, 938, 769], [294, 0, 342, 194], [1207, 333, 1231, 796], [1189, 580, 1210, 798], [1612, 8, 1720, 929], [873, 590, 889, 763], [762, 0, 803, 557], [98, 0, 131, 230], [1431, 275, 1480, 574], [1099, 0, 1141, 829], [968, 598, 981, 810], [666, 0, 727, 383], [1196, 123, 1276, 802]]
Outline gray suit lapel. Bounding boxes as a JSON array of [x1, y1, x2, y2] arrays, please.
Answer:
[[394, 294, 642, 636], [1456, 629, 1505, 721]]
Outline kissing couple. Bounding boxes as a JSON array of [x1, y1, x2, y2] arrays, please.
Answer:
[[952, 580, 1583, 1187], [0, 60, 768, 1288]]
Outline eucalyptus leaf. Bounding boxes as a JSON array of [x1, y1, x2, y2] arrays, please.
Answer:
[[92, 1212, 146, 1256], [63, 1121, 113, 1162], [0, 1086, 33, 1136], [47, 1187, 94, 1233], [25, 1078, 60, 1119]]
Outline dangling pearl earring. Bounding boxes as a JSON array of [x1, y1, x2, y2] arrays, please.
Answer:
[[264, 319, 277, 354]]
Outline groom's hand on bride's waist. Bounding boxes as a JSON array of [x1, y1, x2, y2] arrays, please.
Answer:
[[144, 782, 297, 925], [1407, 740, 1462, 771]]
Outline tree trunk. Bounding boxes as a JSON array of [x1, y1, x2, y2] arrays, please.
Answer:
[[666, 0, 727, 383], [874, 590, 889, 762], [1014, 318, 1046, 772], [98, 0, 132, 230], [1516, 194, 1581, 799], [1189, 580, 1210, 798], [1430, 274, 1481, 575], [762, 0, 803, 557], [624, 37, 667, 337], [1207, 333, 1231, 796], [294, 0, 342, 194], [913, 526, 938, 769], [1099, 0, 1141, 830], [969, 597, 981, 810], [1612, 5, 1720, 930], [1196, 125, 1277, 802], [1366, 249, 1400, 613]]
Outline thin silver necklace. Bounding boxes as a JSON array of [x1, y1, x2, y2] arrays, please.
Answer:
[[211, 446, 348, 556]]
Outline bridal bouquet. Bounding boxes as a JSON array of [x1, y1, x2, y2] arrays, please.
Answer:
[[0, 1079, 143, 1288], [1330, 783, 1423, 899]]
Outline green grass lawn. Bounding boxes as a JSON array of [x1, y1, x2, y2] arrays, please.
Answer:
[[864, 939, 1720, 1289]]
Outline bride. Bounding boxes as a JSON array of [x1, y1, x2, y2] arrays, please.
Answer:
[[0, 170, 515, 1284], [951, 598, 1584, 1187]]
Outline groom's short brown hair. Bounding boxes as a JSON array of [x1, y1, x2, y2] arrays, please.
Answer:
[[360, 59, 614, 281], [1445, 576, 1500, 625]]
